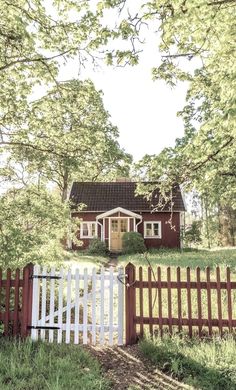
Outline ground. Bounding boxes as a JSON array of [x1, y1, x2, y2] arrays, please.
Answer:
[[87, 344, 191, 390]]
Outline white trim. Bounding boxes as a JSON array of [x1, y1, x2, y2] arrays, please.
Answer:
[[103, 218, 105, 242], [144, 221, 162, 239], [97, 221, 103, 241], [96, 207, 142, 220], [80, 221, 98, 239]]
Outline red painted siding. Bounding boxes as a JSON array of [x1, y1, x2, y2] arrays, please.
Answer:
[[137, 212, 180, 249], [72, 211, 181, 250]]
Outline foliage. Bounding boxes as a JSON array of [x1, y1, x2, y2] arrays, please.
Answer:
[[122, 232, 146, 254], [0, 0, 104, 137], [0, 339, 110, 390], [140, 335, 236, 390], [100, 0, 236, 239], [0, 187, 80, 268], [184, 220, 202, 247], [87, 238, 108, 256], [5, 79, 132, 201]]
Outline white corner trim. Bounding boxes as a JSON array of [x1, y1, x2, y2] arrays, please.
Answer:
[[96, 207, 142, 220], [144, 221, 162, 239]]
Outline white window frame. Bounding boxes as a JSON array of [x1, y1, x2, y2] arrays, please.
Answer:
[[80, 221, 98, 239], [144, 221, 162, 239]]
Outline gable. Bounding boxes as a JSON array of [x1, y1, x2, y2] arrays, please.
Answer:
[[70, 182, 185, 212]]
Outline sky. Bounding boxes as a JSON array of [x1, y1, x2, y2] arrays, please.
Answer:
[[58, 48, 189, 162], [56, 12, 189, 162]]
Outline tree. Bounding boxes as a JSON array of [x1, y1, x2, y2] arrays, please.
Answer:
[[0, 0, 108, 158], [0, 186, 80, 268], [185, 220, 202, 247], [103, 0, 236, 226], [5, 79, 131, 201]]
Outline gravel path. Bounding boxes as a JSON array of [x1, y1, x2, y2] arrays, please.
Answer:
[[87, 344, 192, 390]]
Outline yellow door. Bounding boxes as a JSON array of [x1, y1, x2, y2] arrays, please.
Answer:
[[110, 219, 128, 251]]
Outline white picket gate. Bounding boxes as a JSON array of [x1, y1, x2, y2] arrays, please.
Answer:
[[30, 265, 124, 345]]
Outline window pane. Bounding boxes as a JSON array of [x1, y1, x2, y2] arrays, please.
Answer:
[[146, 223, 152, 236], [111, 220, 118, 233], [153, 223, 159, 236], [82, 223, 88, 236], [91, 223, 96, 237], [120, 219, 128, 232]]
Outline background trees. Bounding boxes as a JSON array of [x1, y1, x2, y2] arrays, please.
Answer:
[[6, 79, 131, 201], [103, 0, 236, 246], [0, 1, 131, 265]]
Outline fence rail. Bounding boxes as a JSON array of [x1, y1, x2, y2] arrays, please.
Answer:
[[125, 263, 236, 344]]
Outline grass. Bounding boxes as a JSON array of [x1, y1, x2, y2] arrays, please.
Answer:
[[50, 250, 108, 270], [140, 334, 236, 390], [118, 248, 236, 270], [0, 339, 110, 390]]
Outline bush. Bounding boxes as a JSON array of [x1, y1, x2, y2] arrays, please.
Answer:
[[122, 232, 146, 254], [87, 238, 107, 256]]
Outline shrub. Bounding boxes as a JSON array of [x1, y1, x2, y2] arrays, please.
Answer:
[[122, 232, 146, 254], [87, 238, 107, 256]]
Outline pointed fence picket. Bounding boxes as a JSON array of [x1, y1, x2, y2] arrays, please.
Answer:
[[30, 265, 124, 345]]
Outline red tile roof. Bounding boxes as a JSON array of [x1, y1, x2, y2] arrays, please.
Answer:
[[70, 182, 185, 212]]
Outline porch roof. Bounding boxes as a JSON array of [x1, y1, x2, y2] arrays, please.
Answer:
[[96, 207, 142, 220]]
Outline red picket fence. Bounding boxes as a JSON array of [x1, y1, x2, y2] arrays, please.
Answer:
[[125, 263, 236, 344], [0, 263, 33, 337]]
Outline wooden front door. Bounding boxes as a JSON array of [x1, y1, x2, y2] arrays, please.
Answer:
[[110, 219, 128, 251]]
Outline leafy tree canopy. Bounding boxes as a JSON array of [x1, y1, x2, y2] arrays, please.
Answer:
[[99, 0, 236, 208], [5, 79, 131, 200], [0, 186, 80, 268]]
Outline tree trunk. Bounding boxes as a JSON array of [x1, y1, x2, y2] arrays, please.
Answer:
[[218, 205, 236, 246], [61, 169, 69, 203]]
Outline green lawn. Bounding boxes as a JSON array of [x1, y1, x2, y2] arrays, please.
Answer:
[[0, 339, 110, 390], [118, 248, 236, 270], [140, 334, 236, 390], [50, 250, 108, 270]]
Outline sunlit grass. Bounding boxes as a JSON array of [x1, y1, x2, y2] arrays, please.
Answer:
[[140, 334, 236, 390], [0, 339, 110, 390], [118, 248, 236, 270]]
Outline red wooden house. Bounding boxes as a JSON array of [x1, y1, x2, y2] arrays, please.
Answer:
[[70, 181, 185, 252]]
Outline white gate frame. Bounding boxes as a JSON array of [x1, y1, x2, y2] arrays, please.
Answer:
[[31, 265, 124, 345]]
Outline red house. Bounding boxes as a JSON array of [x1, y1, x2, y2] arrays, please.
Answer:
[[70, 181, 185, 252]]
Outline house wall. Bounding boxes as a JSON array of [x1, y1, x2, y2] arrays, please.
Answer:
[[137, 212, 180, 249], [72, 212, 98, 250], [72, 211, 181, 250]]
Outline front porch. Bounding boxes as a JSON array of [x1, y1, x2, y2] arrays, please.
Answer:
[[96, 207, 142, 252]]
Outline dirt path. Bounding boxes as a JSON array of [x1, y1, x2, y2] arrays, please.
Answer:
[[87, 344, 192, 390]]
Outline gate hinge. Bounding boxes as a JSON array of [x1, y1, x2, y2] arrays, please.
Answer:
[[31, 275, 62, 280], [28, 325, 61, 330]]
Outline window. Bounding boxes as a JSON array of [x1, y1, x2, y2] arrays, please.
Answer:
[[81, 222, 97, 238], [144, 221, 161, 238]]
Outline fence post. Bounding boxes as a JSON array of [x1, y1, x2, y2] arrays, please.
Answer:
[[21, 263, 34, 338], [125, 262, 137, 345]]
